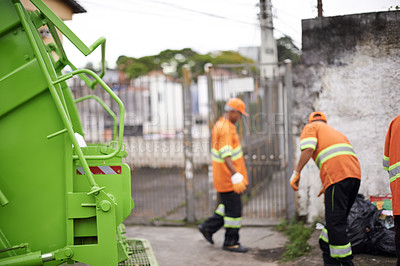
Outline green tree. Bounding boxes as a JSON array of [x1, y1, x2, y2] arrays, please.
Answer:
[[116, 48, 256, 80], [125, 62, 148, 79], [277, 35, 301, 64], [211, 50, 254, 65]]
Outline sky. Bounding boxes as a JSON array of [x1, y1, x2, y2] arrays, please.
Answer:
[[62, 0, 400, 69]]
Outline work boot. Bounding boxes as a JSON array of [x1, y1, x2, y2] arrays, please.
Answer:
[[222, 243, 248, 253], [198, 224, 214, 244]]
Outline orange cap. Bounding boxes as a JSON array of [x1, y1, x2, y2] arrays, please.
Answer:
[[226, 98, 249, 116], [308, 111, 327, 123]]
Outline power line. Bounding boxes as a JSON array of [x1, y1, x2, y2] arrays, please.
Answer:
[[79, 0, 300, 46], [79, 0, 179, 19], [274, 17, 301, 36], [144, 0, 259, 27], [274, 6, 302, 21], [80, 0, 259, 26], [199, 0, 258, 8]]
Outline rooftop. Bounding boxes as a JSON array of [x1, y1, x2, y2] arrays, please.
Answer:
[[64, 0, 86, 14]]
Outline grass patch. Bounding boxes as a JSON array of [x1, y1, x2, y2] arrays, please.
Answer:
[[276, 217, 314, 261]]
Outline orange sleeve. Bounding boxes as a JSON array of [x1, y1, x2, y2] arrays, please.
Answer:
[[383, 121, 392, 171], [213, 122, 233, 159], [384, 124, 391, 157], [299, 123, 318, 151]]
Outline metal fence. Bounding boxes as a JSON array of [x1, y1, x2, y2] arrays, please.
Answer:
[[70, 62, 294, 225], [205, 62, 294, 224], [70, 71, 210, 224]]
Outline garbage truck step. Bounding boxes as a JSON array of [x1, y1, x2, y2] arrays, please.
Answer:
[[119, 239, 158, 266]]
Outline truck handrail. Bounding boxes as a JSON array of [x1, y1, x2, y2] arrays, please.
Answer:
[[53, 69, 125, 160], [30, 0, 106, 89], [14, 1, 122, 195], [75, 95, 118, 142]]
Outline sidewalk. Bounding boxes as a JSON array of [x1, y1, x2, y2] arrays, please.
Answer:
[[125, 225, 287, 266], [125, 225, 398, 266]]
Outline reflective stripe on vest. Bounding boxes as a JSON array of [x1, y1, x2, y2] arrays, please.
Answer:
[[215, 204, 225, 216], [211, 149, 224, 163], [319, 227, 329, 243], [383, 155, 389, 171], [388, 161, 400, 183], [220, 145, 233, 158], [300, 137, 317, 150], [212, 146, 243, 163], [315, 143, 357, 168], [224, 217, 242, 228], [329, 243, 352, 258], [231, 146, 243, 161]]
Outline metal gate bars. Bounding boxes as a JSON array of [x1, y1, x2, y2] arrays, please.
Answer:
[[71, 62, 294, 225]]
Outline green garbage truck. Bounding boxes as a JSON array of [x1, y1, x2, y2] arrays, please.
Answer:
[[0, 0, 156, 265]]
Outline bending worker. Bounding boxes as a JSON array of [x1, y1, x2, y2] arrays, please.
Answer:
[[383, 114, 400, 266], [198, 98, 249, 253], [290, 111, 361, 265]]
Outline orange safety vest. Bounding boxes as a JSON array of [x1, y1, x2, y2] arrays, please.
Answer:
[[211, 117, 248, 192], [300, 121, 361, 189], [383, 115, 400, 215]]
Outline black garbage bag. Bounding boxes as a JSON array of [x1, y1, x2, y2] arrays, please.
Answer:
[[346, 194, 396, 256], [366, 209, 396, 255], [373, 229, 396, 255], [347, 194, 377, 254]]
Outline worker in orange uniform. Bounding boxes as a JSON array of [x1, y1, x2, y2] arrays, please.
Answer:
[[383, 114, 400, 266], [198, 98, 249, 253], [290, 111, 361, 265]]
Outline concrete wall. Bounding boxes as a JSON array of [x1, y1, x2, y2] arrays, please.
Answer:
[[293, 11, 400, 222], [123, 137, 209, 168]]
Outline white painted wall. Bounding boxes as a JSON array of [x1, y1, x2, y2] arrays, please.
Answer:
[[294, 25, 400, 222], [134, 74, 183, 135]]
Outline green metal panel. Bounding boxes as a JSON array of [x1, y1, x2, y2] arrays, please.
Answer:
[[0, 1, 19, 33], [0, 90, 69, 257], [0, 59, 48, 117], [73, 163, 134, 225], [0, 2, 32, 76], [0, 0, 157, 264], [0, 2, 68, 260], [0, 2, 46, 117]]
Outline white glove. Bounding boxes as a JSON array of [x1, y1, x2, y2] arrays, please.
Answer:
[[231, 172, 244, 184], [231, 173, 246, 194]]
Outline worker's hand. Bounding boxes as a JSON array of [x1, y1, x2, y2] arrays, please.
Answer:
[[290, 171, 300, 191], [317, 187, 325, 197], [231, 172, 246, 194]]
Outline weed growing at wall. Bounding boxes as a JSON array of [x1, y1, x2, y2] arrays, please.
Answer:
[[276, 218, 314, 261]]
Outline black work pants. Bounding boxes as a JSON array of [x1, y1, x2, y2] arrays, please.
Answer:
[[319, 178, 360, 265], [201, 191, 242, 246], [394, 216, 400, 266]]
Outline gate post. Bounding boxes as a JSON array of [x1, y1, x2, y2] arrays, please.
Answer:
[[205, 64, 217, 214], [182, 65, 195, 223], [284, 60, 295, 220]]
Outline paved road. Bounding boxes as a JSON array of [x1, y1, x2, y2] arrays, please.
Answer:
[[125, 225, 398, 266], [125, 225, 287, 266]]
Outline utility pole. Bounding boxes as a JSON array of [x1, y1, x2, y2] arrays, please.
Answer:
[[259, 0, 278, 80], [259, 0, 278, 152], [317, 0, 323, 17]]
